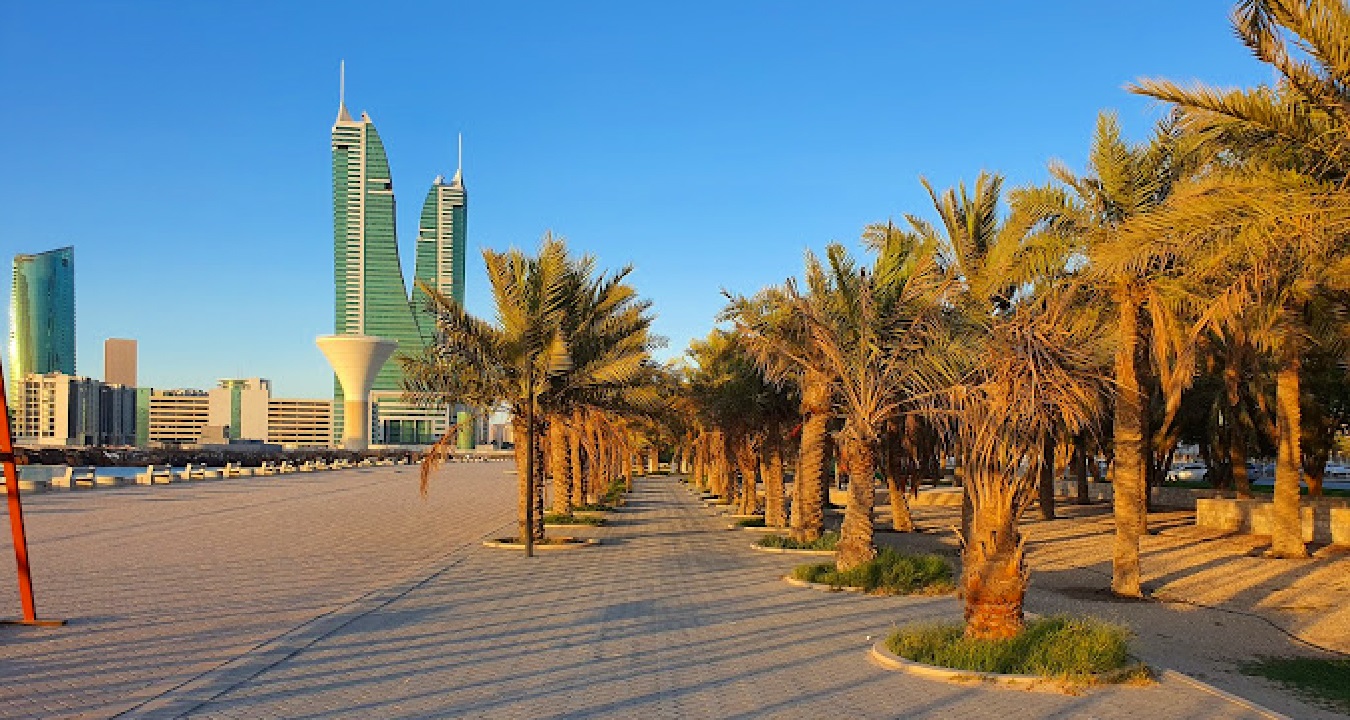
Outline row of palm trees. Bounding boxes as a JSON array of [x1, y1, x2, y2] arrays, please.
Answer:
[[406, 0, 1348, 639], [672, 0, 1349, 639], [404, 233, 665, 554]]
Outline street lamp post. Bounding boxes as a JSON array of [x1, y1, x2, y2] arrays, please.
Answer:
[[523, 360, 535, 558]]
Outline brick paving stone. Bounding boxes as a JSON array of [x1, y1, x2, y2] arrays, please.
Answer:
[[1, 470, 1340, 719]]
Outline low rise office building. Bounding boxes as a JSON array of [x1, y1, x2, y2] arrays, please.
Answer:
[[14, 372, 135, 447]]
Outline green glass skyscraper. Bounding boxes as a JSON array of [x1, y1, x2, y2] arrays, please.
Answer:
[[8, 246, 75, 400], [331, 90, 425, 442], [412, 142, 468, 340]]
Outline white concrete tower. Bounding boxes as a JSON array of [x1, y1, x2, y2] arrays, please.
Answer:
[[316, 335, 398, 450]]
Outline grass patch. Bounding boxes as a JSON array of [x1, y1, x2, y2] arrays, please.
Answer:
[[759, 531, 840, 551], [792, 548, 953, 595], [1242, 656, 1350, 713], [886, 615, 1144, 680], [542, 513, 604, 526], [573, 503, 614, 513], [735, 517, 766, 527], [600, 479, 627, 505]]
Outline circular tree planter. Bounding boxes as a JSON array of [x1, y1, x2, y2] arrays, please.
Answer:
[[868, 641, 1148, 692], [869, 641, 1056, 690], [728, 524, 785, 532], [783, 575, 866, 593], [481, 537, 599, 551], [751, 544, 835, 556]]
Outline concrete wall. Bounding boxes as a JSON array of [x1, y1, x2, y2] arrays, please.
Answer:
[[1196, 497, 1350, 545], [1052, 479, 1229, 509]]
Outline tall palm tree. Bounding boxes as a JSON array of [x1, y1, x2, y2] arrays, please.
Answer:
[[1012, 113, 1200, 595], [405, 234, 577, 551], [723, 287, 834, 540], [945, 290, 1107, 639], [406, 233, 658, 549], [786, 244, 950, 571]]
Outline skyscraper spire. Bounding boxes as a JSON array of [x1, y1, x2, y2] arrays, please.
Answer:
[[452, 132, 463, 186], [336, 60, 353, 123]]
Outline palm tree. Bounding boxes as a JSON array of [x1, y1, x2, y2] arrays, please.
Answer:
[[405, 234, 577, 553], [722, 288, 833, 539], [785, 244, 950, 571], [1012, 113, 1200, 595], [406, 233, 658, 551], [945, 290, 1107, 639]]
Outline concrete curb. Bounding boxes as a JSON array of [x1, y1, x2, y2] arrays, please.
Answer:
[[783, 576, 866, 593], [481, 538, 599, 551], [869, 641, 1062, 691], [751, 544, 836, 556]]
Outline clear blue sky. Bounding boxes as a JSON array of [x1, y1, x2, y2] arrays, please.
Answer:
[[0, 1, 1267, 399]]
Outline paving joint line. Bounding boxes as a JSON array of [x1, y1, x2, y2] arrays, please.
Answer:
[[107, 519, 515, 719]]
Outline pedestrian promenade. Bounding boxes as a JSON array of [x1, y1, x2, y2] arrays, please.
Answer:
[[0, 468, 1339, 718]]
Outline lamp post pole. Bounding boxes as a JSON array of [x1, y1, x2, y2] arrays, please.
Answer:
[[0, 360, 58, 626], [523, 360, 535, 558], [0, 377, 35, 622]]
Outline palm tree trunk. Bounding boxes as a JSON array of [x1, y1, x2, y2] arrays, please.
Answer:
[[533, 423, 546, 541], [1112, 292, 1148, 597], [791, 412, 828, 541], [962, 476, 1027, 640], [1223, 359, 1254, 498], [1038, 433, 1056, 520], [1271, 328, 1307, 558], [763, 433, 787, 528], [835, 438, 877, 572], [1073, 438, 1090, 504], [790, 373, 830, 541], [735, 435, 760, 516], [886, 421, 914, 532], [549, 416, 571, 515], [569, 409, 585, 507], [512, 414, 531, 544]]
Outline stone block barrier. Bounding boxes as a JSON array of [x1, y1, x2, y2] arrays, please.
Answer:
[[1196, 497, 1350, 545]]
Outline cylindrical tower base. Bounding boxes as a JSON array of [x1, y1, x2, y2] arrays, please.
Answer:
[[343, 399, 370, 451]]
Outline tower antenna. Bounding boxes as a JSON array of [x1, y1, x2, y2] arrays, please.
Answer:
[[339, 60, 346, 109], [457, 132, 463, 175]]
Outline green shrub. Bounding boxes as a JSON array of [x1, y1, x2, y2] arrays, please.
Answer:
[[759, 531, 840, 551], [573, 503, 614, 512], [886, 615, 1136, 678], [791, 548, 953, 594], [542, 513, 604, 526], [735, 517, 766, 527]]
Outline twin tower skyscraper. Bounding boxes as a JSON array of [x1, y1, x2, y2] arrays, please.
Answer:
[[330, 64, 466, 446]]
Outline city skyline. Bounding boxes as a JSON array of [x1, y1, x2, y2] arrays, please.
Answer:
[[0, 2, 1268, 398]]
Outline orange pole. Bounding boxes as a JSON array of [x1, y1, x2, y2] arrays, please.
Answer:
[[0, 364, 37, 623]]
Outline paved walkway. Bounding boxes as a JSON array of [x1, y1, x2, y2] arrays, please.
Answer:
[[0, 468, 1342, 718]]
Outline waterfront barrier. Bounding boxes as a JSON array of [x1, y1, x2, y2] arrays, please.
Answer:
[[51, 466, 97, 489], [136, 465, 174, 485]]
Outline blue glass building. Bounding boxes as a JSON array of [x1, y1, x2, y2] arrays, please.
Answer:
[[8, 246, 75, 400]]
